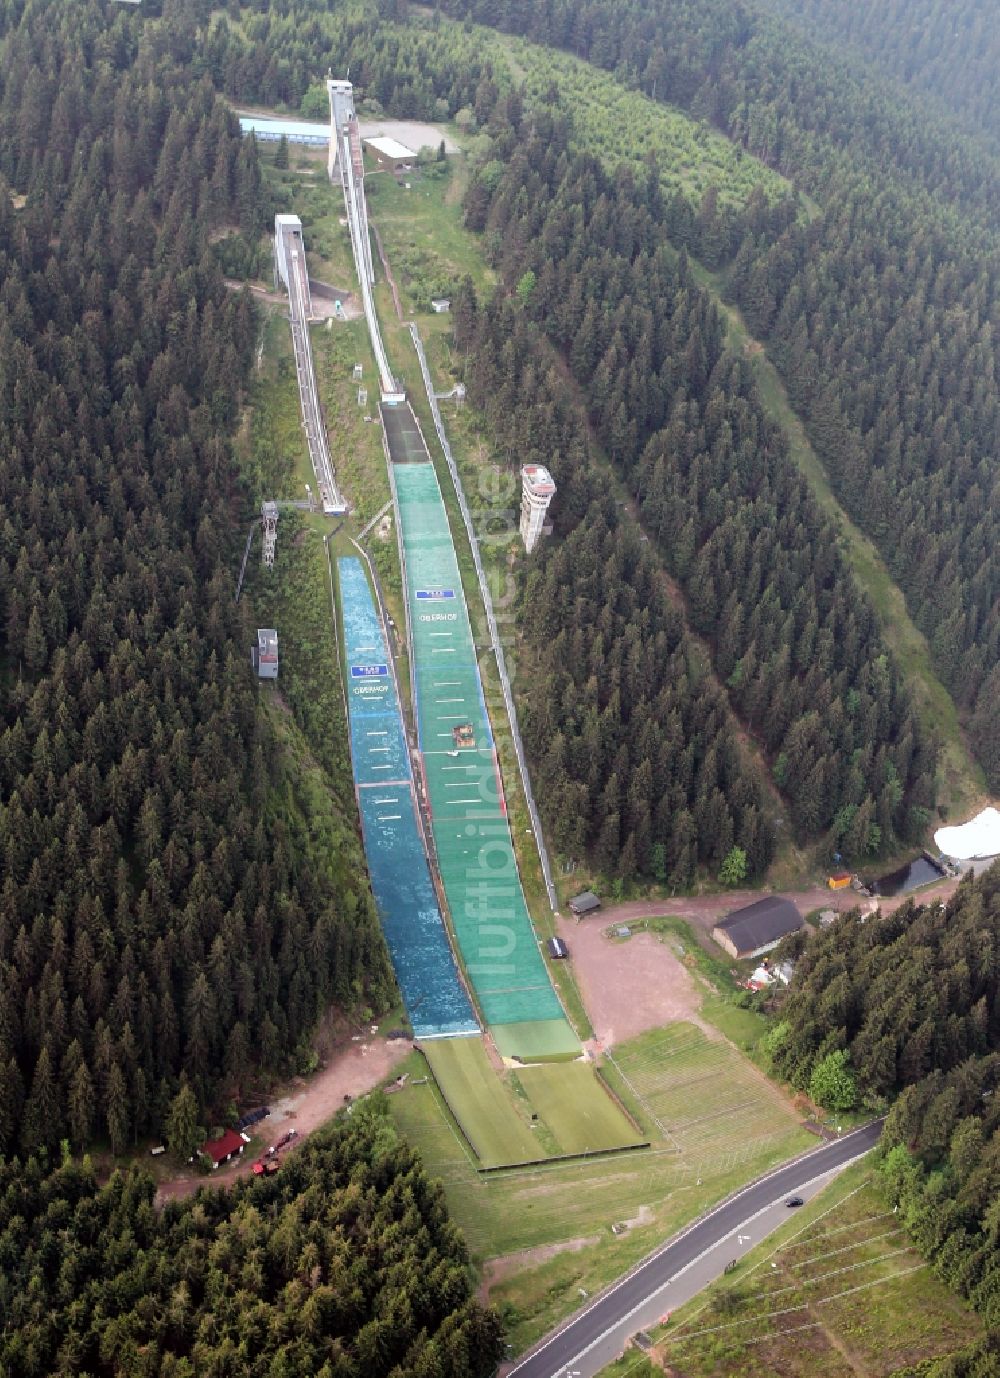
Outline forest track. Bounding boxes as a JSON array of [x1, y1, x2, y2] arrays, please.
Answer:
[[689, 261, 984, 823], [591, 873, 963, 944], [153, 1036, 411, 1205]]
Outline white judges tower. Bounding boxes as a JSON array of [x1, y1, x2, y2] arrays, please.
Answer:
[[520, 465, 556, 553]]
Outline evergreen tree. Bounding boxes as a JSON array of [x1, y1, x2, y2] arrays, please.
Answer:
[[166, 1081, 203, 1163]]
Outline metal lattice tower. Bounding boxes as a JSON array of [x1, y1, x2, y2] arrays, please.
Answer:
[[261, 501, 279, 568]]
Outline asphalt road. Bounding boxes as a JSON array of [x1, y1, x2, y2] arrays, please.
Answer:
[[507, 1120, 884, 1378]]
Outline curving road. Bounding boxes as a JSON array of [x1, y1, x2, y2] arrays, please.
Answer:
[[507, 1119, 884, 1378]]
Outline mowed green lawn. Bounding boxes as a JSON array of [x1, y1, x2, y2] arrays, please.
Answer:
[[423, 1038, 542, 1167], [423, 1039, 645, 1166], [515, 1063, 646, 1156]]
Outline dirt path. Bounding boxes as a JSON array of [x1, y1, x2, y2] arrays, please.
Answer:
[[154, 1036, 412, 1205], [478, 1237, 601, 1303], [224, 278, 363, 321], [590, 874, 963, 943]]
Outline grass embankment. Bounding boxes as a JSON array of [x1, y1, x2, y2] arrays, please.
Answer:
[[645, 1160, 981, 1377], [365, 156, 495, 308], [392, 920, 808, 1351], [246, 143, 412, 685], [423, 1038, 549, 1167]]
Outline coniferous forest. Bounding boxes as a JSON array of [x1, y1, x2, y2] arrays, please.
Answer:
[[454, 275, 776, 884], [0, 0, 394, 1160], [0, 1104, 504, 1377], [2, 0, 1000, 1367], [435, 0, 1000, 795], [766, 866, 1000, 1372], [0, 5, 501, 1367], [756, 0, 1000, 144], [453, 100, 934, 859]]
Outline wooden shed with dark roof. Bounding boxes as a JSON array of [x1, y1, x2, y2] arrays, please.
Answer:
[[712, 896, 804, 960]]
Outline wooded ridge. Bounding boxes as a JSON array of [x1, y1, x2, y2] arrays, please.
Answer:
[[0, 0, 394, 1157], [458, 100, 935, 859]]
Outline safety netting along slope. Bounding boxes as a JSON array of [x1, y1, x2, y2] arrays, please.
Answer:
[[337, 556, 478, 1040], [386, 435, 578, 1058]]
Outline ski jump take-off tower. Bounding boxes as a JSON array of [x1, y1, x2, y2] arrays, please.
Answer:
[[327, 78, 405, 404], [273, 212, 347, 514]]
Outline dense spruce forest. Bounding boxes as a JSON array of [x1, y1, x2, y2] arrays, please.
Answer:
[[758, 0, 1000, 145], [0, 0, 394, 1158], [459, 104, 934, 855], [436, 0, 1000, 795], [453, 277, 775, 883], [202, 1, 495, 122], [0, 1104, 504, 1377], [766, 865, 1000, 1368]]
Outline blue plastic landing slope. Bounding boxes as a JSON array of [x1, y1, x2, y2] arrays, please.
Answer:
[[338, 556, 478, 1039]]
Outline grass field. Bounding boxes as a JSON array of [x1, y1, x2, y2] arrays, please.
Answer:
[[391, 1020, 811, 1349], [606, 1024, 798, 1173], [423, 1038, 543, 1167], [422, 1039, 645, 1167], [365, 158, 496, 312], [654, 1162, 982, 1377], [515, 1063, 645, 1157]]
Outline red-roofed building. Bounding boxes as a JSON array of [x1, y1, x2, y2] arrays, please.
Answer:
[[199, 1128, 245, 1169]]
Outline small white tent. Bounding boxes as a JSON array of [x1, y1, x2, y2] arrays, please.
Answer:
[[934, 807, 1000, 860]]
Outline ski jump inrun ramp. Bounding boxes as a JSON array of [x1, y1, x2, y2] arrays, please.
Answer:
[[328, 77, 578, 1062], [273, 213, 347, 514], [328, 79, 403, 403]]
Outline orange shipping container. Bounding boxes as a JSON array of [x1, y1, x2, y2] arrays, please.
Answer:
[[828, 874, 852, 890]]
